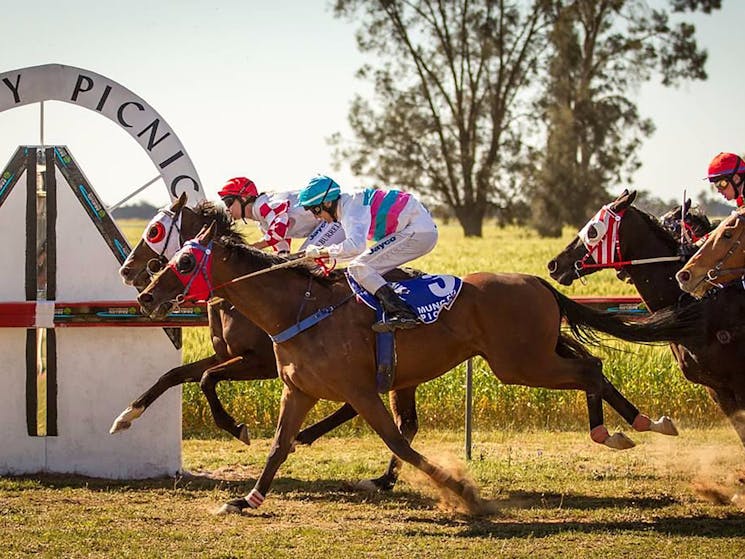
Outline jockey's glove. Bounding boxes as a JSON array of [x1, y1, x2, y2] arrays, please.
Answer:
[[304, 244, 329, 259]]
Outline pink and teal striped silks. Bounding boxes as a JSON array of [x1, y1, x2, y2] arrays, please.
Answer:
[[363, 189, 412, 242]]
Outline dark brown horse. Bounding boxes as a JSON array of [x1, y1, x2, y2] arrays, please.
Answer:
[[137, 223, 700, 513], [114, 194, 412, 490], [547, 190, 745, 454]]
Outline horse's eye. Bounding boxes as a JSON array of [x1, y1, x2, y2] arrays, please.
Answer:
[[586, 225, 598, 239], [723, 231, 733, 239], [147, 222, 166, 243], [176, 253, 196, 273]]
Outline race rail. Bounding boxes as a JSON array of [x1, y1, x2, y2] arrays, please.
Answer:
[[0, 301, 209, 328], [0, 296, 647, 329]]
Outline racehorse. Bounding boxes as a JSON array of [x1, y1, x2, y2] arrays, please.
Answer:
[[676, 207, 745, 299], [114, 194, 413, 490], [547, 190, 745, 452], [137, 222, 700, 513]]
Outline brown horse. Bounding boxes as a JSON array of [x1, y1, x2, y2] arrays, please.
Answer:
[[137, 223, 699, 513], [114, 194, 413, 490], [547, 190, 745, 455], [676, 207, 745, 299]]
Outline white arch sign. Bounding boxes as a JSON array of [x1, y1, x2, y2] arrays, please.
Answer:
[[0, 63, 204, 203]]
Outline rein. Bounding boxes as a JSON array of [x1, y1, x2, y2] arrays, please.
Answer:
[[576, 255, 683, 271], [167, 244, 346, 342]]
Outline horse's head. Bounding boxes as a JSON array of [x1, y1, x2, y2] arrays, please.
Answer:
[[547, 189, 638, 285], [138, 222, 219, 319], [676, 208, 745, 299], [119, 194, 235, 290]]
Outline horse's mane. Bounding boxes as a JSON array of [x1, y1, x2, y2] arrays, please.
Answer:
[[630, 206, 680, 253], [191, 201, 245, 243], [219, 236, 339, 286]]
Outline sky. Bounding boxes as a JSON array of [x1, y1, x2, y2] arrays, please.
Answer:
[[0, 0, 741, 210]]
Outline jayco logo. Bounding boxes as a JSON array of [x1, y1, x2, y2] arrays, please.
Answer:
[[370, 236, 397, 254]]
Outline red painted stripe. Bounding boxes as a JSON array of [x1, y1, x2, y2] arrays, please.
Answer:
[[0, 302, 35, 327]]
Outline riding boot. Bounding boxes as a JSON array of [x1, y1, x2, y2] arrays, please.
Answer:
[[372, 284, 420, 333]]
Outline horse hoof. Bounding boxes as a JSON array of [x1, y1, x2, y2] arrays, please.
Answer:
[[352, 474, 395, 492], [215, 497, 249, 515], [237, 424, 251, 446], [215, 503, 243, 515], [353, 479, 381, 492], [650, 416, 679, 436], [604, 432, 636, 450], [731, 493, 745, 509], [109, 406, 144, 434]]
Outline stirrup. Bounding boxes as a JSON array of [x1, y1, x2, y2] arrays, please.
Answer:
[[372, 315, 419, 333]]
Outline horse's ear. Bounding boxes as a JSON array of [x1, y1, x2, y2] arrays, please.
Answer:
[[198, 220, 217, 243], [170, 191, 188, 213], [613, 189, 636, 211]]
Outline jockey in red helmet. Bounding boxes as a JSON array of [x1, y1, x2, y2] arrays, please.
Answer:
[[217, 177, 343, 255], [706, 152, 745, 207]]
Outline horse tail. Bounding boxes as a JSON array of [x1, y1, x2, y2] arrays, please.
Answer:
[[536, 277, 704, 346]]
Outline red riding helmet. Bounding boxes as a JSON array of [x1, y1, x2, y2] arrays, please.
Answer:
[[706, 152, 744, 180], [217, 177, 258, 199]]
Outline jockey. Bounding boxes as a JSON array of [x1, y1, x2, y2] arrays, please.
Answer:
[[217, 177, 329, 255], [706, 152, 745, 208], [297, 175, 438, 332]]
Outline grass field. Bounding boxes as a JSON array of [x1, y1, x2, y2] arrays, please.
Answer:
[[4, 217, 744, 557], [3, 429, 745, 558]]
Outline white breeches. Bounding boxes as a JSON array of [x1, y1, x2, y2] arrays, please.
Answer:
[[347, 213, 438, 294]]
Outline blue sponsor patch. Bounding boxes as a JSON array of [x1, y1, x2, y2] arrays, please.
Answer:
[[347, 271, 462, 324]]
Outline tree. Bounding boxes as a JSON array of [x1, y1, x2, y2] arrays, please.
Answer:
[[330, 0, 553, 236], [530, 0, 720, 237]]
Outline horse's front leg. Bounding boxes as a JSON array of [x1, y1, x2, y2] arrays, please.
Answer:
[[357, 386, 418, 491], [347, 391, 482, 513], [217, 385, 318, 514], [110, 355, 219, 434]]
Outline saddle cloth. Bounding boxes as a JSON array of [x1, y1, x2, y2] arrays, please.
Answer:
[[346, 272, 463, 324]]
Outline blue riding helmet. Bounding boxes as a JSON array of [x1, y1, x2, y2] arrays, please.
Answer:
[[297, 175, 342, 208]]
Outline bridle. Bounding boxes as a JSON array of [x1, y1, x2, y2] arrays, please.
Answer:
[[144, 205, 185, 277], [698, 213, 745, 289], [159, 241, 350, 343], [163, 242, 323, 310], [167, 239, 215, 307], [572, 205, 682, 282]]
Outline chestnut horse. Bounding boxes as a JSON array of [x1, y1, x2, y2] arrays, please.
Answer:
[[676, 207, 745, 299], [547, 190, 745, 453], [137, 223, 700, 513], [114, 194, 412, 490]]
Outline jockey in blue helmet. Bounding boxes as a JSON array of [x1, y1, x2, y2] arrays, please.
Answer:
[[298, 175, 438, 332]]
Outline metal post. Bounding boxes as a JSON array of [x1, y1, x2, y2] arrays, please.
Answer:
[[39, 101, 45, 148], [464, 358, 473, 460]]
